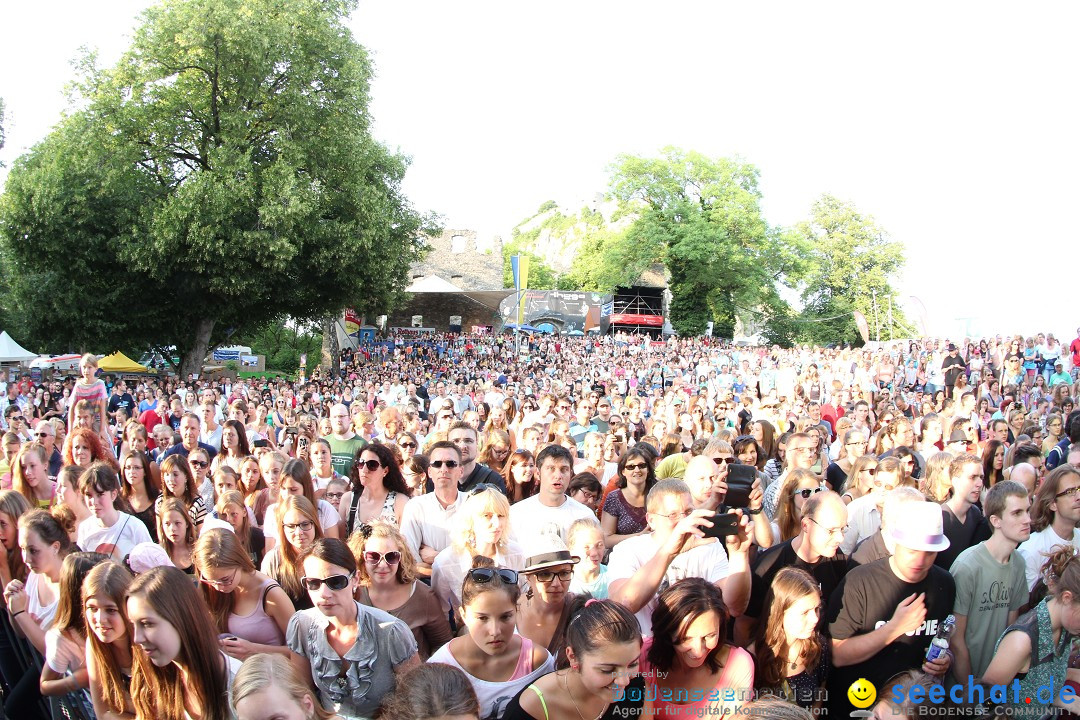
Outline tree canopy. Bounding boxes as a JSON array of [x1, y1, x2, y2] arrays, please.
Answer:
[[0, 0, 435, 375]]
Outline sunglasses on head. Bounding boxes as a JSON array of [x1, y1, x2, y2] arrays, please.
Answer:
[[364, 551, 401, 566], [300, 573, 353, 592], [469, 483, 501, 496], [468, 567, 519, 585]]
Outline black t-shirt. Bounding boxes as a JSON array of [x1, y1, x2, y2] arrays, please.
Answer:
[[942, 353, 966, 387], [748, 539, 849, 619], [936, 504, 990, 570], [825, 463, 849, 494], [108, 392, 136, 417], [826, 558, 955, 717], [458, 463, 508, 496]]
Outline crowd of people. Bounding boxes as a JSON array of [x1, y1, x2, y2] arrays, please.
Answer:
[[1, 327, 1080, 720]]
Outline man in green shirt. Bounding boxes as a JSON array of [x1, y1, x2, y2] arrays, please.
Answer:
[[324, 402, 367, 476]]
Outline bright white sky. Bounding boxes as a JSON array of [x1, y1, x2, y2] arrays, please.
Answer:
[[3, 1, 1078, 342]]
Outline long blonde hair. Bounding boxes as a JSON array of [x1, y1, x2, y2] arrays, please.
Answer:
[[451, 487, 511, 557], [12, 442, 49, 507], [192, 528, 256, 633], [230, 654, 335, 720], [83, 561, 135, 716]]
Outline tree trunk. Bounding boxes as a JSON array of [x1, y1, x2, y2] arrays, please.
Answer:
[[321, 315, 340, 376], [179, 317, 216, 380]]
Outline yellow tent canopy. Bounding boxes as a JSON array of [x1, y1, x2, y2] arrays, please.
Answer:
[[97, 352, 149, 374]]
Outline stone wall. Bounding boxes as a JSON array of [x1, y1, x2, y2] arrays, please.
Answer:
[[387, 293, 502, 332], [413, 229, 504, 291]]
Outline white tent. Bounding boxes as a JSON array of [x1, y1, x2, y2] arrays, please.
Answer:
[[0, 332, 37, 363]]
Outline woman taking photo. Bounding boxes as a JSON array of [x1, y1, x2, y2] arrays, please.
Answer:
[[339, 443, 410, 534], [601, 447, 655, 548], [349, 522, 452, 661], [192, 528, 294, 661], [127, 566, 240, 720], [119, 451, 159, 541], [431, 486, 525, 620], [264, 459, 341, 546], [502, 449, 538, 503], [260, 495, 322, 611], [749, 567, 829, 709], [287, 538, 419, 719], [503, 598, 645, 720], [78, 462, 154, 560], [428, 557, 555, 719], [639, 577, 754, 717], [83, 560, 136, 720]]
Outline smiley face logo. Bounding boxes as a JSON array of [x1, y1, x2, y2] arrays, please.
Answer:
[[848, 678, 877, 709]]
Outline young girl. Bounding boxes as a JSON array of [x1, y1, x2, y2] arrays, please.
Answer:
[[192, 527, 294, 661], [68, 354, 108, 443], [215, 490, 265, 567], [263, 459, 340, 549], [750, 567, 829, 709], [428, 557, 555, 719], [155, 454, 207, 529], [230, 653, 344, 720], [287, 538, 419, 719], [156, 497, 196, 574], [119, 451, 159, 542], [567, 518, 609, 599], [639, 577, 754, 717], [5, 509, 75, 654], [127, 566, 241, 720], [308, 438, 342, 493], [350, 522, 452, 661], [12, 443, 56, 509], [378, 663, 480, 720], [78, 462, 153, 560], [239, 456, 270, 528], [39, 552, 107, 713], [55, 465, 92, 535], [0, 490, 31, 590], [259, 495, 321, 610], [503, 599, 645, 720], [83, 560, 137, 720]]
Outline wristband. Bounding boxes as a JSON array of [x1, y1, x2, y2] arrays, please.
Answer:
[[11, 610, 25, 619], [745, 507, 762, 515]]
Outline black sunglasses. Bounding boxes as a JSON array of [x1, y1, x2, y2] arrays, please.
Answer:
[[301, 573, 353, 592], [468, 567, 519, 584], [357, 459, 384, 472], [794, 486, 826, 499], [469, 483, 501, 496], [430, 459, 460, 469]]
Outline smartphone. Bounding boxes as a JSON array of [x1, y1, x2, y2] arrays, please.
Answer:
[[700, 511, 741, 539], [724, 464, 756, 508], [285, 426, 298, 436]]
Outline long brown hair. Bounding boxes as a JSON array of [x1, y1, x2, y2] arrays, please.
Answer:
[[776, 469, 819, 541], [214, 490, 252, 555], [0, 490, 32, 582], [127, 566, 229, 720], [12, 442, 49, 506], [159, 455, 197, 506], [192, 528, 256, 632], [156, 497, 195, 558], [274, 495, 323, 600], [119, 450, 160, 504], [648, 577, 729, 673], [753, 567, 824, 688], [51, 551, 108, 636], [83, 561, 135, 716]]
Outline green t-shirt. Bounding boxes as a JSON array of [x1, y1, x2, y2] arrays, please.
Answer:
[[324, 434, 368, 477], [951, 542, 1027, 678]]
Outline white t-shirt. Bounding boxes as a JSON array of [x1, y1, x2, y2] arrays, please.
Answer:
[[606, 534, 731, 638], [428, 638, 555, 720], [431, 542, 525, 616], [263, 499, 340, 542], [508, 495, 595, 545], [77, 512, 153, 560], [400, 492, 462, 559], [1018, 525, 1080, 590]]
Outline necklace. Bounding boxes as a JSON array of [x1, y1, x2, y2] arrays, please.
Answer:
[[562, 670, 604, 720]]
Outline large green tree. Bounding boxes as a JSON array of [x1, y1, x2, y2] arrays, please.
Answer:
[[796, 194, 912, 345], [0, 0, 434, 375], [603, 148, 805, 337]]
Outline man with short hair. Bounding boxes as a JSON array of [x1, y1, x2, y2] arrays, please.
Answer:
[[1017, 465, 1080, 590], [33, 421, 62, 476], [160, 412, 218, 461], [107, 380, 136, 422], [324, 403, 366, 477], [568, 400, 598, 452], [4, 408, 31, 443], [826, 501, 955, 717], [735, 491, 849, 646], [607, 478, 751, 637], [936, 453, 991, 569], [509, 443, 593, 544], [949, 480, 1030, 681], [198, 401, 222, 451], [448, 420, 506, 495], [1050, 361, 1072, 387], [426, 380, 452, 418], [400, 440, 463, 575], [592, 398, 612, 433], [1046, 411, 1080, 471]]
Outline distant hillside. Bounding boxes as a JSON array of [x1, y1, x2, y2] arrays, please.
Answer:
[[508, 197, 630, 274]]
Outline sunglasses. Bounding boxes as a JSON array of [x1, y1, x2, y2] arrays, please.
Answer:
[[793, 486, 826, 499], [624, 462, 649, 472], [357, 459, 383, 472], [399, 442, 417, 449], [189, 460, 208, 468], [469, 483, 501, 495], [35, 432, 52, 438], [300, 573, 353, 592], [364, 551, 401, 566], [468, 567, 519, 584], [712, 457, 733, 465], [430, 459, 460, 469]]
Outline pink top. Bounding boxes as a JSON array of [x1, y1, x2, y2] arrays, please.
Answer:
[[511, 636, 537, 680], [228, 578, 285, 646], [638, 638, 755, 716]]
